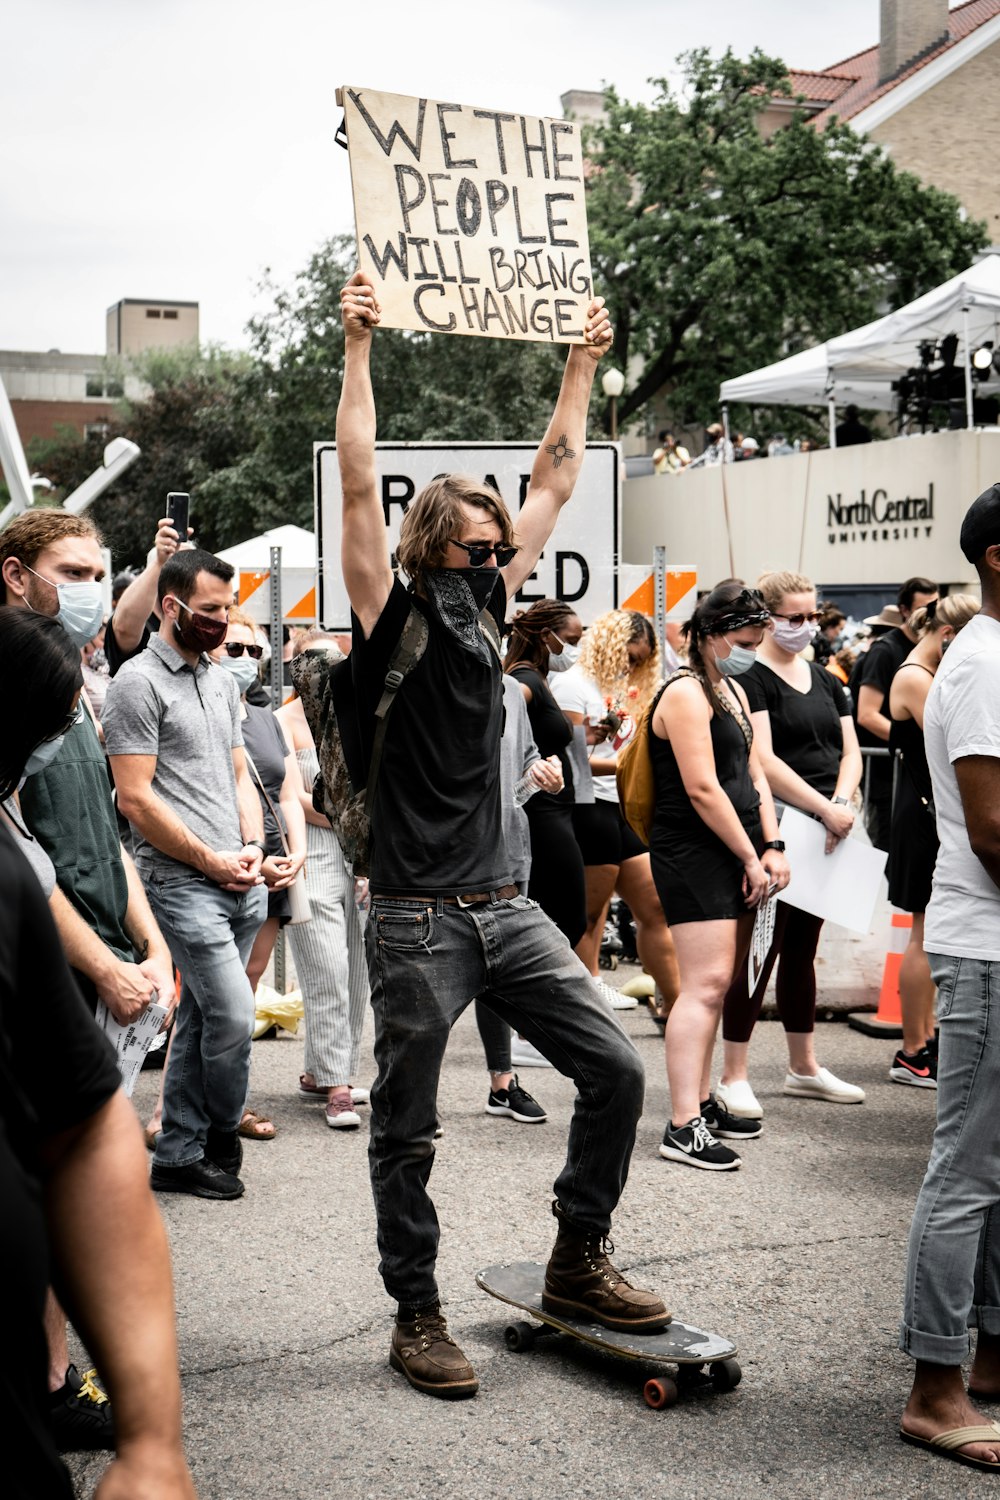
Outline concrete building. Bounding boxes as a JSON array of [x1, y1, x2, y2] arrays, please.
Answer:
[[1, 296, 199, 450], [106, 297, 199, 356]]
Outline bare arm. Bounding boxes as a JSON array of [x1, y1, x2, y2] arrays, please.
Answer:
[[337, 272, 394, 636], [889, 662, 934, 732], [750, 709, 857, 853], [502, 299, 613, 598], [857, 682, 891, 742], [653, 681, 759, 863], [955, 756, 1000, 889], [120, 847, 177, 1026], [49, 884, 157, 1026], [112, 519, 187, 653], [111, 754, 259, 890], [41, 1091, 197, 1499]]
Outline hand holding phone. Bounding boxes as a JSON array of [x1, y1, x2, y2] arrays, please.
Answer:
[[165, 492, 190, 541]]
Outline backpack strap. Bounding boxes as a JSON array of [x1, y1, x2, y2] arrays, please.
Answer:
[[477, 606, 502, 660], [364, 604, 430, 815]]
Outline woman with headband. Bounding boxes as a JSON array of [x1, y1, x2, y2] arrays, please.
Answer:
[[650, 581, 789, 1171]]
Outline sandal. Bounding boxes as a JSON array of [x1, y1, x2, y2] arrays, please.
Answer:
[[144, 1125, 161, 1152], [238, 1108, 276, 1141]]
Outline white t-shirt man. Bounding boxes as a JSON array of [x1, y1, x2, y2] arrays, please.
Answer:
[[924, 612, 1000, 960], [549, 663, 637, 805]]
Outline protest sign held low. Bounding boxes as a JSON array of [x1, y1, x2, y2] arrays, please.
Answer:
[[338, 84, 593, 345]]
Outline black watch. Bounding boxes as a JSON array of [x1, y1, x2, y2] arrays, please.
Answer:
[[245, 839, 267, 854], [762, 840, 786, 853]]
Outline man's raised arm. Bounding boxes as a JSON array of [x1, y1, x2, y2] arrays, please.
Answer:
[[337, 271, 395, 637], [502, 297, 613, 598]]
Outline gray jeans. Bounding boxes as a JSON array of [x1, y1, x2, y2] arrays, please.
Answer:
[[365, 892, 645, 1306], [900, 952, 1000, 1363]]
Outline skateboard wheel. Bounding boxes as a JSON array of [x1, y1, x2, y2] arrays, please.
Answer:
[[643, 1376, 678, 1409], [504, 1321, 537, 1353], [711, 1358, 742, 1392]]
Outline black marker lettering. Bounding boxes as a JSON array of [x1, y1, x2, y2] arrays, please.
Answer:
[[554, 299, 583, 338], [428, 173, 457, 235], [413, 285, 456, 332], [437, 102, 476, 169], [490, 246, 515, 294], [530, 299, 554, 338], [486, 179, 510, 237], [453, 240, 479, 284], [459, 284, 485, 332], [455, 177, 483, 237], [503, 294, 529, 335], [519, 116, 550, 178], [550, 122, 580, 181], [545, 192, 578, 248], [395, 164, 426, 233], [513, 186, 545, 244], [363, 232, 409, 280], [348, 90, 427, 158], [432, 240, 458, 283], [481, 288, 507, 334], [407, 237, 436, 280], [569, 258, 591, 295], [473, 109, 516, 173]]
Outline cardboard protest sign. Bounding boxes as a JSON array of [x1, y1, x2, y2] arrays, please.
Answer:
[[339, 84, 593, 345]]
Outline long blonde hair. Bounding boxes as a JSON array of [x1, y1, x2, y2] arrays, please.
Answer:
[[578, 610, 660, 714], [911, 592, 979, 637]]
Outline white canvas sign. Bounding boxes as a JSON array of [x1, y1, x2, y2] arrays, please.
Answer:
[[340, 84, 593, 345], [315, 442, 619, 630]]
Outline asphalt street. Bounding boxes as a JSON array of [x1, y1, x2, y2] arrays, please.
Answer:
[[62, 935, 990, 1500]]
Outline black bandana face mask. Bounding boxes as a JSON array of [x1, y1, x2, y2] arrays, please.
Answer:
[[423, 567, 499, 662]]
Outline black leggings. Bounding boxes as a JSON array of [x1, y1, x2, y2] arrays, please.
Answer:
[[722, 904, 825, 1042], [525, 801, 587, 948]]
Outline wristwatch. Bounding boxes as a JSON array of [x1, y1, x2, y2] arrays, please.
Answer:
[[245, 839, 267, 854], [762, 840, 786, 853], [832, 796, 849, 806]]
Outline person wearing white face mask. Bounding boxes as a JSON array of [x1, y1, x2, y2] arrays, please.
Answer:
[[649, 581, 790, 1171], [717, 571, 865, 1123]]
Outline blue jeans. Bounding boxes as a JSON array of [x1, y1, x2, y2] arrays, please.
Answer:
[[146, 873, 267, 1167], [365, 892, 645, 1305], [900, 953, 1000, 1363]]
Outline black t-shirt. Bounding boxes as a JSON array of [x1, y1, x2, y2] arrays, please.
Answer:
[[742, 661, 848, 798], [509, 665, 574, 806], [105, 611, 151, 677], [351, 576, 512, 895], [850, 628, 911, 784], [0, 827, 121, 1499]]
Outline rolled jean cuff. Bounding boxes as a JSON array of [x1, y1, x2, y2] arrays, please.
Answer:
[[898, 1319, 971, 1364], [973, 1306, 1000, 1337]]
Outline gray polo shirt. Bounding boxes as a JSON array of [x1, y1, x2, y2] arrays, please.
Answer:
[[103, 633, 244, 881]]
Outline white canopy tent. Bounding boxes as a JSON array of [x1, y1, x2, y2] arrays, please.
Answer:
[[216, 523, 316, 571], [718, 255, 1000, 441]]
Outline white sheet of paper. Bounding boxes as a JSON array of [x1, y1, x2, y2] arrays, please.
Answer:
[[94, 999, 168, 1098], [776, 806, 887, 934]]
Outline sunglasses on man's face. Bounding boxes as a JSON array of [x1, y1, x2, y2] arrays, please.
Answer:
[[772, 611, 821, 627], [224, 642, 264, 659], [448, 538, 519, 569]]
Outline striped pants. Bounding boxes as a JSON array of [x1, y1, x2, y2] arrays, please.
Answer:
[[287, 821, 370, 1087]]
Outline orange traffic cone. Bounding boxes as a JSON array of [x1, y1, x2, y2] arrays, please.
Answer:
[[847, 912, 910, 1038]]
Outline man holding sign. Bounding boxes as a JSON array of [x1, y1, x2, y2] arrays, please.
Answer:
[[337, 269, 668, 1400]]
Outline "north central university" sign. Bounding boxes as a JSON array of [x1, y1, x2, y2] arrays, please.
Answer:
[[826, 483, 934, 545]]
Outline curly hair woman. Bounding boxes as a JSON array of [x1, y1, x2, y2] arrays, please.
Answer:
[[550, 610, 680, 1018]]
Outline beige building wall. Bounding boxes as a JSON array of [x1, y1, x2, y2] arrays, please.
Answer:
[[106, 299, 199, 355], [869, 38, 1000, 238]]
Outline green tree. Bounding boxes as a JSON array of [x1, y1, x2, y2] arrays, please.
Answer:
[[585, 49, 989, 431]]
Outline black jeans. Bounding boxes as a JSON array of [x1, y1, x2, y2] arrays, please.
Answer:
[[365, 893, 645, 1305]]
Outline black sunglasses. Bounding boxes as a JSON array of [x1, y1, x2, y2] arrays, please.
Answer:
[[448, 538, 519, 568], [224, 642, 264, 659], [772, 611, 821, 627]]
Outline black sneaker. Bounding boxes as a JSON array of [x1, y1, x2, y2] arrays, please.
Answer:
[[49, 1364, 115, 1452], [701, 1093, 762, 1140], [205, 1126, 242, 1176], [659, 1116, 741, 1171], [150, 1157, 245, 1199], [889, 1046, 937, 1088], [486, 1075, 548, 1123]]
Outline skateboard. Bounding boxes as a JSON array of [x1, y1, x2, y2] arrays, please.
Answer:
[[476, 1261, 741, 1410]]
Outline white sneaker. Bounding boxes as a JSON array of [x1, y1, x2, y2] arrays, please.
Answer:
[[715, 1078, 763, 1120], [595, 978, 638, 1011], [783, 1067, 865, 1104], [510, 1035, 554, 1069], [350, 1086, 371, 1106]]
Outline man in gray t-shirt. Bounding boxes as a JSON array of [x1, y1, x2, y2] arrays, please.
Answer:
[[104, 548, 267, 1202], [898, 484, 1000, 1469]]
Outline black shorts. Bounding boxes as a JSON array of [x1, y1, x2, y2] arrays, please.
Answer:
[[572, 800, 647, 867]]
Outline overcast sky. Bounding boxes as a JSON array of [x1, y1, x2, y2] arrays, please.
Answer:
[[3, 0, 919, 354]]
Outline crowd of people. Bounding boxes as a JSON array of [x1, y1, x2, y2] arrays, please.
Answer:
[[6, 266, 1000, 1485], [652, 405, 872, 474]]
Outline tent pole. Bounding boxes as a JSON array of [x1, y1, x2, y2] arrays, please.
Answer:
[[828, 394, 837, 448], [964, 304, 975, 429], [721, 403, 730, 462]]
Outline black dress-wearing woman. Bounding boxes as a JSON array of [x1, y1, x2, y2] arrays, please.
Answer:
[[509, 662, 587, 946], [888, 692, 938, 916], [649, 684, 762, 925]]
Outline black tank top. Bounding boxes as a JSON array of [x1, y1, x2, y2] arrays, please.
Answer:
[[650, 678, 760, 836], [889, 713, 932, 806]]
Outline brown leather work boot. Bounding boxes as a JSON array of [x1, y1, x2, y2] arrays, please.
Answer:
[[389, 1308, 479, 1399], [542, 1200, 671, 1332]]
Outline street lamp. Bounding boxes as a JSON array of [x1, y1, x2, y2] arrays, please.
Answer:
[[601, 366, 625, 441]]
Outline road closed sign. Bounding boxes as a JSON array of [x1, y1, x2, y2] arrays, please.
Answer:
[[315, 442, 620, 631]]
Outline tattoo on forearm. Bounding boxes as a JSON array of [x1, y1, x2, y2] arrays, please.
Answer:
[[546, 434, 576, 469]]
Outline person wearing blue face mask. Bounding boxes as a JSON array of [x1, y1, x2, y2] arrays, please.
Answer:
[[649, 581, 790, 1171]]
